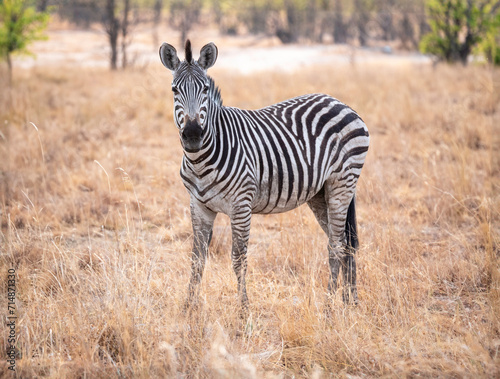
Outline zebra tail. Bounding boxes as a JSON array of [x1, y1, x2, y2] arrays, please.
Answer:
[[345, 195, 359, 251]]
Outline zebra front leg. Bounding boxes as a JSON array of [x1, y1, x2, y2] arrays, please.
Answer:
[[230, 207, 252, 312], [185, 201, 216, 310]]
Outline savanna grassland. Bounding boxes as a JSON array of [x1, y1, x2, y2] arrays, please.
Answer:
[[1, 55, 499, 377]]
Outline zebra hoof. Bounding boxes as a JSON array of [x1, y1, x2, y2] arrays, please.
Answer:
[[182, 298, 202, 315], [342, 288, 359, 305]]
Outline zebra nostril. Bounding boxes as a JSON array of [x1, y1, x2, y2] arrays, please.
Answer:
[[182, 119, 203, 141]]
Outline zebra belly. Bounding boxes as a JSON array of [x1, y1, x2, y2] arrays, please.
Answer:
[[251, 196, 311, 214], [250, 176, 326, 215]]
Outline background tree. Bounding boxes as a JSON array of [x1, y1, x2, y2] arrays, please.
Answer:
[[276, 0, 301, 43], [399, 11, 415, 49], [36, 0, 49, 12], [169, 0, 202, 47], [477, 11, 500, 63], [211, 0, 238, 35], [0, 0, 49, 84], [304, 0, 319, 41], [333, 0, 348, 44], [354, 0, 372, 46], [420, 0, 500, 64], [57, 0, 101, 28], [152, 0, 163, 48], [397, 0, 426, 49], [120, 0, 130, 68], [104, 0, 120, 70], [102, 0, 135, 70], [375, 0, 396, 41], [238, 0, 274, 37]]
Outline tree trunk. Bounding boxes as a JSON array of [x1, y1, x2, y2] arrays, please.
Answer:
[[333, 0, 347, 44], [276, 0, 299, 44], [154, 0, 163, 24], [354, 0, 369, 46], [459, 1, 477, 66], [399, 12, 415, 49], [152, 0, 163, 48], [37, 0, 49, 12], [459, 33, 474, 65], [379, 10, 394, 41], [121, 0, 130, 69], [105, 0, 119, 70], [6, 53, 12, 86], [110, 39, 118, 70], [305, 0, 317, 41]]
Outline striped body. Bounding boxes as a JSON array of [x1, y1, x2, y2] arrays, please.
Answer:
[[159, 41, 369, 311], [181, 94, 369, 216]]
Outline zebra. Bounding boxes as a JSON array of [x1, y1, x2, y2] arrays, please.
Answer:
[[159, 40, 370, 310]]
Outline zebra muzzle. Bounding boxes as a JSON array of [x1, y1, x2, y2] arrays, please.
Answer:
[[181, 119, 204, 152]]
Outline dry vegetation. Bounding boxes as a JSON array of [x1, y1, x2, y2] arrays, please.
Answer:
[[0, 58, 499, 378]]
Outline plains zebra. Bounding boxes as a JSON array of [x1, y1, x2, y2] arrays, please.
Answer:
[[159, 40, 370, 310]]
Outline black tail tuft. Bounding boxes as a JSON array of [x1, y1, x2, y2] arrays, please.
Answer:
[[346, 195, 359, 250]]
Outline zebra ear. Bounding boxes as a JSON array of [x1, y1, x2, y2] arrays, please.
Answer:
[[198, 42, 218, 70], [159, 43, 180, 71]]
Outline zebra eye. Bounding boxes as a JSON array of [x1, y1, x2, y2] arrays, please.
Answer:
[[202, 86, 209, 94], [171, 86, 179, 95]]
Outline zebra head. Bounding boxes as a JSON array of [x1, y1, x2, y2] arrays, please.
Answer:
[[159, 40, 218, 152]]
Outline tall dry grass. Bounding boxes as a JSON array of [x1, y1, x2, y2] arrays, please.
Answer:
[[0, 60, 499, 378]]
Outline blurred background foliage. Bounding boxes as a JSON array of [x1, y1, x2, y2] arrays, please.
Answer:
[[419, 0, 500, 64], [0, 0, 49, 81], [46, 0, 431, 48], [1, 0, 499, 72]]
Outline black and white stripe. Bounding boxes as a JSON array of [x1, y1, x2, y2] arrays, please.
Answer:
[[160, 40, 370, 309]]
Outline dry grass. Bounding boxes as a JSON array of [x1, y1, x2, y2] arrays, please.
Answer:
[[1, 59, 499, 378]]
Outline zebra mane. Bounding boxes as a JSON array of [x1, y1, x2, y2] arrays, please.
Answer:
[[185, 40, 193, 63], [207, 76, 222, 106]]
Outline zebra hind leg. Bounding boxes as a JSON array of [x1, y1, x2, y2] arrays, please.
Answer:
[[308, 186, 343, 295], [307, 189, 337, 314], [324, 180, 357, 305], [308, 186, 343, 309], [306, 186, 329, 236]]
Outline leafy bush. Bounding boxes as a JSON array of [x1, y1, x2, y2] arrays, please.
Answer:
[[420, 0, 500, 65], [0, 0, 49, 82]]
